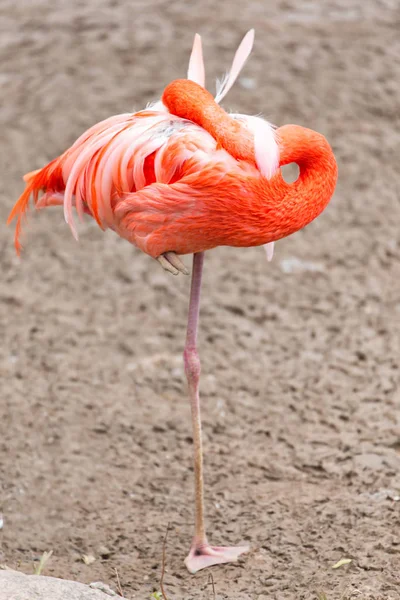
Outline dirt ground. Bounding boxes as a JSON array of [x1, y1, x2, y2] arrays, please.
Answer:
[[1, 1, 400, 598]]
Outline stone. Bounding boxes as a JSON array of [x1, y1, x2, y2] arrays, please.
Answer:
[[0, 569, 124, 600], [97, 545, 112, 559]]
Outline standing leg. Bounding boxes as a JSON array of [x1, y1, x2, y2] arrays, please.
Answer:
[[184, 252, 249, 574]]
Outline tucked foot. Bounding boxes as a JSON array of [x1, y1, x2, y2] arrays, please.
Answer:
[[185, 543, 250, 573], [157, 252, 189, 276]]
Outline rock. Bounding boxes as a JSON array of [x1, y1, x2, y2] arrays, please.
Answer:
[[0, 569, 124, 600], [97, 545, 112, 559], [89, 582, 118, 596]]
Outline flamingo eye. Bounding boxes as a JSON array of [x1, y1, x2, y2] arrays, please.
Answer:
[[281, 162, 299, 184]]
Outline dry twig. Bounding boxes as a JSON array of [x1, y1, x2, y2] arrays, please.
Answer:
[[160, 523, 170, 600], [114, 567, 124, 597]]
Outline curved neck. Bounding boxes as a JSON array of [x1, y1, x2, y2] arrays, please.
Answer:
[[162, 79, 255, 163], [272, 124, 338, 233], [163, 80, 338, 243]]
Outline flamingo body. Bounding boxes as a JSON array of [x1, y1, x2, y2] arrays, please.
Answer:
[[7, 109, 336, 259]]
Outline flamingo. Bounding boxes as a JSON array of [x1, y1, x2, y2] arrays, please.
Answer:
[[7, 31, 338, 573]]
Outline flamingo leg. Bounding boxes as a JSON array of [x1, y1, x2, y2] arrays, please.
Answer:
[[183, 252, 249, 573]]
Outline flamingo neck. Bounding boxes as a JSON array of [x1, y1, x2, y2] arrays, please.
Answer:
[[271, 124, 338, 234], [162, 79, 255, 163], [163, 80, 338, 243]]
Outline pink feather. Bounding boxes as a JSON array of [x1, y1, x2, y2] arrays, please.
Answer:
[[187, 33, 205, 87], [215, 29, 255, 104]]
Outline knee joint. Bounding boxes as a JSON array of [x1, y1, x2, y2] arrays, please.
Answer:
[[183, 346, 201, 382]]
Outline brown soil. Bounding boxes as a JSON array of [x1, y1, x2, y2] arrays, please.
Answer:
[[1, 1, 400, 599]]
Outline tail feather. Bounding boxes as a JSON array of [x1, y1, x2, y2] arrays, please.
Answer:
[[7, 168, 48, 255]]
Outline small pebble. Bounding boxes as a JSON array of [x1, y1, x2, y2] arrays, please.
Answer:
[[98, 545, 112, 558]]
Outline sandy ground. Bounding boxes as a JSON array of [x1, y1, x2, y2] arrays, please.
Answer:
[[1, 1, 400, 598]]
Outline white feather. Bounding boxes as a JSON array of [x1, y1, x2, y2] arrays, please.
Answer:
[[64, 127, 127, 236], [215, 29, 255, 104], [230, 114, 279, 179], [187, 33, 205, 87], [118, 117, 166, 192], [264, 242, 275, 262], [148, 100, 167, 112]]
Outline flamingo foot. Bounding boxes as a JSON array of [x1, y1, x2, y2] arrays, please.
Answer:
[[184, 542, 250, 573], [157, 252, 189, 276]]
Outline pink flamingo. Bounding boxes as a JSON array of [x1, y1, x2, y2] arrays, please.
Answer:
[[7, 31, 337, 572]]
